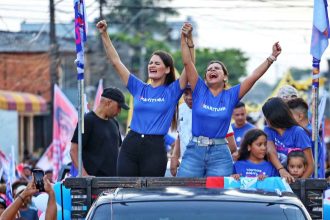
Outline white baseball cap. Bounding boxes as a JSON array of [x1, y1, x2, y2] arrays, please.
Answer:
[[277, 85, 298, 100]]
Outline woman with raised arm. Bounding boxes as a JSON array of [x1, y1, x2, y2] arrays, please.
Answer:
[[96, 20, 195, 177], [178, 32, 282, 178]]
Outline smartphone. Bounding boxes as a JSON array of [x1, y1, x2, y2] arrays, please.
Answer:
[[32, 169, 45, 192]]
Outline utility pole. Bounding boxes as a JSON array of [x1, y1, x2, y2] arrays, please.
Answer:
[[99, 0, 105, 50], [99, 0, 105, 19], [138, 13, 146, 80], [49, 0, 59, 129], [139, 40, 146, 81]]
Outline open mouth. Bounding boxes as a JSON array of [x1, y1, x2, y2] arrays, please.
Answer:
[[149, 69, 157, 74], [209, 73, 218, 79]]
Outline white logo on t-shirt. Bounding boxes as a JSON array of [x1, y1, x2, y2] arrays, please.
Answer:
[[140, 96, 165, 102], [202, 104, 226, 112]]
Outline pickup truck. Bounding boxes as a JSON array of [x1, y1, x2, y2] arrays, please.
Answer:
[[60, 177, 328, 220], [86, 187, 310, 220]]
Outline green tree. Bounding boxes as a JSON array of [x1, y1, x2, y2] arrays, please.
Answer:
[[104, 0, 178, 79], [111, 32, 171, 76], [172, 48, 249, 85], [106, 0, 177, 36]]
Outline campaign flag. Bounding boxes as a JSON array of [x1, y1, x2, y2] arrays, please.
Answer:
[[37, 85, 78, 180], [74, 0, 87, 80], [5, 146, 17, 203], [310, 0, 330, 60], [93, 79, 103, 111], [0, 149, 9, 179], [0, 149, 13, 205]]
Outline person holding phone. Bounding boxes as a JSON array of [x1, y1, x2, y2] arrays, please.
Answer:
[[0, 175, 56, 220]]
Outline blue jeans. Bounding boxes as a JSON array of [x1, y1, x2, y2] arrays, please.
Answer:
[[177, 141, 233, 177]]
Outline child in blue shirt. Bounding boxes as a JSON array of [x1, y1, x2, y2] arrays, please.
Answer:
[[232, 129, 278, 180], [286, 150, 307, 179]]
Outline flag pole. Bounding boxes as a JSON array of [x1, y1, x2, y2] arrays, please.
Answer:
[[78, 76, 84, 177], [310, 0, 330, 177], [312, 58, 320, 178], [74, 0, 87, 177]]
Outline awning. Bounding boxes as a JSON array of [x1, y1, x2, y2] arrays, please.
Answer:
[[0, 90, 47, 114]]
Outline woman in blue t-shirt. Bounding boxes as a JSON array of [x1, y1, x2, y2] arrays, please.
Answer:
[[178, 31, 282, 177], [262, 97, 314, 183], [96, 20, 195, 176], [232, 129, 278, 180]]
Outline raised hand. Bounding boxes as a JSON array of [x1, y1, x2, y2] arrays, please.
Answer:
[[272, 42, 281, 58], [20, 176, 39, 200], [182, 22, 193, 38], [43, 175, 53, 194], [96, 20, 108, 33]]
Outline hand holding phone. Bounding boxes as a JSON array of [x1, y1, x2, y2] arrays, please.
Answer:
[[32, 169, 45, 192]]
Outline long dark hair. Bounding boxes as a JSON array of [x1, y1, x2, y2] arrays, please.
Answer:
[[205, 60, 229, 88], [262, 97, 300, 129], [151, 50, 178, 130], [238, 129, 267, 161]]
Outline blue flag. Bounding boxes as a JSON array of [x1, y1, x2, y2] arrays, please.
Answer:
[[311, 0, 330, 60]]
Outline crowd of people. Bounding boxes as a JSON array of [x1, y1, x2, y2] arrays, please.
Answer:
[[67, 20, 328, 185]]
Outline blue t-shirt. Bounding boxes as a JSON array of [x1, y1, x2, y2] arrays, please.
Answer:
[[127, 74, 184, 135], [233, 160, 279, 177], [192, 77, 240, 138], [231, 122, 255, 148], [307, 124, 324, 178], [264, 126, 311, 165], [18, 207, 38, 220]]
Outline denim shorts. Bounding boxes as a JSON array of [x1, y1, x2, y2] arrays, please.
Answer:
[[177, 141, 233, 177]]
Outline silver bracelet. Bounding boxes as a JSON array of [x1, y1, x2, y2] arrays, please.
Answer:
[[268, 55, 277, 62]]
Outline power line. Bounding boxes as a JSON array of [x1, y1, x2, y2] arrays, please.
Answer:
[[103, 5, 312, 9], [0, 7, 49, 13]]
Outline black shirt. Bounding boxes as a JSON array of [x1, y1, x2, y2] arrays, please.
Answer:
[[71, 111, 121, 176]]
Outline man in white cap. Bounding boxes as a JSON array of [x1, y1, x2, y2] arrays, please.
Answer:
[[277, 85, 299, 102]]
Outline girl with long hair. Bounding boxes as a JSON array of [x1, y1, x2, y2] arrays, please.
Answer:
[[96, 20, 195, 176], [232, 129, 278, 181], [262, 97, 314, 182]]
